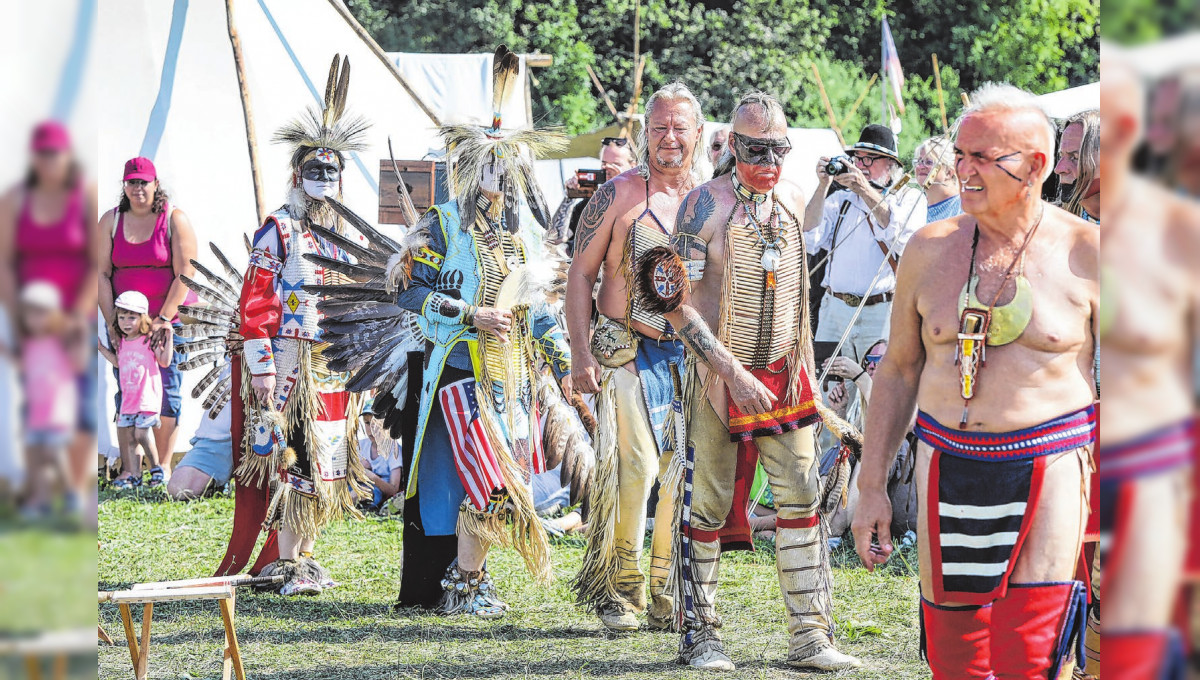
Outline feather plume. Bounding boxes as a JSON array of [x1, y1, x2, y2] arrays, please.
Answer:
[[302, 283, 394, 304], [190, 260, 240, 302], [316, 300, 403, 321], [191, 361, 226, 399], [175, 322, 229, 339], [181, 275, 236, 309], [179, 351, 224, 371], [325, 197, 404, 253], [491, 46, 520, 127], [202, 381, 231, 413], [177, 338, 228, 356], [537, 375, 594, 507], [302, 253, 384, 282], [306, 224, 387, 266], [210, 243, 243, 282], [323, 53, 340, 121], [207, 387, 232, 421], [178, 305, 237, 328]]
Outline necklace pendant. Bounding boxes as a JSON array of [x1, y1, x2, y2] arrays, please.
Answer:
[[761, 246, 781, 272]]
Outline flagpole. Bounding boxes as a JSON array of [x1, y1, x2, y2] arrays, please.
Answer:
[[881, 17, 887, 126]]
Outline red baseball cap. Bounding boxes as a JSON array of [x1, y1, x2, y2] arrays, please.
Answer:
[[31, 121, 71, 152], [123, 157, 157, 182]]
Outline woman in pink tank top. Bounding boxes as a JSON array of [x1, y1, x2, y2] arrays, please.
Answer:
[[99, 156, 198, 476], [0, 120, 98, 515]]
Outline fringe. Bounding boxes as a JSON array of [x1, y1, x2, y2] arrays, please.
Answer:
[[474, 382, 552, 584], [234, 358, 280, 487], [570, 372, 624, 609], [280, 487, 323, 540]]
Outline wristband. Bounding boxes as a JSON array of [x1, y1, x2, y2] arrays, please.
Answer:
[[853, 369, 866, 382], [158, 314, 171, 323]]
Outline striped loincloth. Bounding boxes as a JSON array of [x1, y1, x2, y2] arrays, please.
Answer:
[[916, 405, 1097, 604]]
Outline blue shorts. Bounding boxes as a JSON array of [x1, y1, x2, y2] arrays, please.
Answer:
[[176, 435, 234, 486], [26, 428, 72, 448], [111, 322, 183, 420], [117, 413, 161, 429], [78, 350, 98, 434]]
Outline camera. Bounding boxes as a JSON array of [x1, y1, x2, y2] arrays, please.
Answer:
[[567, 168, 605, 199], [825, 156, 851, 176]]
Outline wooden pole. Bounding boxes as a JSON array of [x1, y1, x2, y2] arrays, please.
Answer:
[[932, 53, 948, 132], [224, 0, 266, 226], [810, 62, 845, 147], [625, 0, 643, 139], [623, 55, 646, 140], [585, 65, 620, 119], [325, 0, 443, 126], [841, 73, 878, 130], [961, 92, 971, 108]]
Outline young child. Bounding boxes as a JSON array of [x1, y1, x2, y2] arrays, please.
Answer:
[[98, 291, 172, 490], [19, 282, 83, 518]]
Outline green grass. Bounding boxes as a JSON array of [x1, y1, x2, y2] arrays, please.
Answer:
[[99, 488, 925, 679]]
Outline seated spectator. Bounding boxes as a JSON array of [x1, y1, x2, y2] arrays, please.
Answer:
[[914, 135, 962, 223], [359, 410, 403, 512], [167, 363, 232, 500], [532, 463, 584, 536]]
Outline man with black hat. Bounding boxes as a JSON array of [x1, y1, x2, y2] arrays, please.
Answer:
[[802, 124, 926, 378]]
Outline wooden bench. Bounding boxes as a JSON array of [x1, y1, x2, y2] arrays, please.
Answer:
[[98, 574, 277, 680]]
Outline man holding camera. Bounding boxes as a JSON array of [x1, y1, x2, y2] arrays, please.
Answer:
[[549, 137, 636, 255], [802, 125, 926, 374]]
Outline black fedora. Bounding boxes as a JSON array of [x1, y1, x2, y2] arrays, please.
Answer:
[[845, 124, 899, 162]]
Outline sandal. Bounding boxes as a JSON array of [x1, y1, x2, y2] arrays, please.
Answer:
[[147, 467, 165, 488], [111, 475, 142, 491]]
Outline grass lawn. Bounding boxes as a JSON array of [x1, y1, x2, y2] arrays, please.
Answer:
[[99, 488, 925, 679]]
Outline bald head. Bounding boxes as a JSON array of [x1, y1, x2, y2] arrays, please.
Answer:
[[730, 93, 787, 136]]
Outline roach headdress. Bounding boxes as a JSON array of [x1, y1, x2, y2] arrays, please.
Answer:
[[273, 54, 371, 171], [439, 46, 566, 230]]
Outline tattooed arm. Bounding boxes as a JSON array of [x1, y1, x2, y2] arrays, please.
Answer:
[[565, 180, 619, 393], [671, 188, 714, 281]]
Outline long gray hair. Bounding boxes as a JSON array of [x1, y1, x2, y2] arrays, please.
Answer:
[[635, 81, 706, 183], [1062, 109, 1100, 217]]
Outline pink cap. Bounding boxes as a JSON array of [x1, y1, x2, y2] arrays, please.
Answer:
[[31, 121, 71, 152], [114, 290, 150, 316], [123, 157, 156, 182]]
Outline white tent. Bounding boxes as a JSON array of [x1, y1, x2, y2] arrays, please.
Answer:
[[1035, 82, 1100, 120], [97, 0, 450, 452], [389, 52, 532, 130]]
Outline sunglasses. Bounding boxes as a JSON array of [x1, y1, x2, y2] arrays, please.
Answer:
[[600, 137, 629, 147], [123, 179, 151, 188], [863, 352, 883, 367], [731, 132, 792, 167]]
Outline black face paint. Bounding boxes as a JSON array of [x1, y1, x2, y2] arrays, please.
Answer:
[[731, 132, 792, 167], [301, 158, 341, 182], [992, 151, 1025, 182]]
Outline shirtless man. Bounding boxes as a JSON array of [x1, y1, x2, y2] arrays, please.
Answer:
[[652, 91, 861, 671], [566, 82, 705, 631], [1093, 61, 1200, 678], [852, 83, 1098, 679]]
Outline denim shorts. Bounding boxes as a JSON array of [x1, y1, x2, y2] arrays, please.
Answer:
[[117, 412, 161, 429], [175, 435, 234, 486], [26, 428, 72, 448]]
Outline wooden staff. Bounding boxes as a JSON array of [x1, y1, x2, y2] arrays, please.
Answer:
[[841, 73, 879, 130], [961, 92, 971, 108], [810, 62, 845, 147], [585, 64, 620, 119], [932, 53, 948, 132], [623, 55, 647, 140], [224, 0, 266, 226]]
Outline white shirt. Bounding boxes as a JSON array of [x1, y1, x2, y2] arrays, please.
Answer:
[[192, 362, 232, 442], [807, 186, 927, 296]]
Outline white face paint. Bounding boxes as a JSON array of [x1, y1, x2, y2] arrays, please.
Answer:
[[302, 178, 339, 201], [479, 154, 504, 194]]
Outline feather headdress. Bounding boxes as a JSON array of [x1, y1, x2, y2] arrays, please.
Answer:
[[273, 54, 371, 170], [440, 46, 566, 229]]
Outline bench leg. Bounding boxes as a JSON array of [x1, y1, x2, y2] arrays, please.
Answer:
[[218, 596, 245, 680], [24, 656, 41, 680], [52, 654, 67, 680], [118, 603, 140, 674], [136, 603, 153, 680], [98, 624, 115, 645]]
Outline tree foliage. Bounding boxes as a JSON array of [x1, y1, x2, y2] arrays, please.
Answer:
[[349, 0, 1097, 152]]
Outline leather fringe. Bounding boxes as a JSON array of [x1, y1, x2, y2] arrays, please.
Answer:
[[570, 372, 624, 609]]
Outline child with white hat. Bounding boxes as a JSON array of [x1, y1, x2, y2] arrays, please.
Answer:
[[98, 290, 173, 490]]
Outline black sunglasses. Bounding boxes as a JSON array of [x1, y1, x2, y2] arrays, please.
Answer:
[[600, 137, 629, 147]]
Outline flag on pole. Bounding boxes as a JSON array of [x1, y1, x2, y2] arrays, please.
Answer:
[[882, 18, 905, 114]]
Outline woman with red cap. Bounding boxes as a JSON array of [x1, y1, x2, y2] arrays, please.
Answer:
[[99, 156, 197, 484], [0, 120, 98, 514]]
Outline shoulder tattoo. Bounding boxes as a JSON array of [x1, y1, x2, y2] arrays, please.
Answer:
[[671, 188, 714, 262], [573, 181, 616, 256]]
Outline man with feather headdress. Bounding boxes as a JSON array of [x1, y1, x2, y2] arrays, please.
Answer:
[[312, 47, 588, 618], [199, 55, 374, 596]]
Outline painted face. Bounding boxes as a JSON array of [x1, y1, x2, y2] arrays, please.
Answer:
[[646, 100, 701, 170], [117, 309, 141, 336], [954, 113, 1046, 216], [731, 131, 790, 193], [1055, 123, 1084, 187], [301, 153, 341, 201], [479, 147, 506, 194]]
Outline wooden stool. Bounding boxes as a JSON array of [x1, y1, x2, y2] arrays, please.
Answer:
[[99, 583, 244, 680]]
